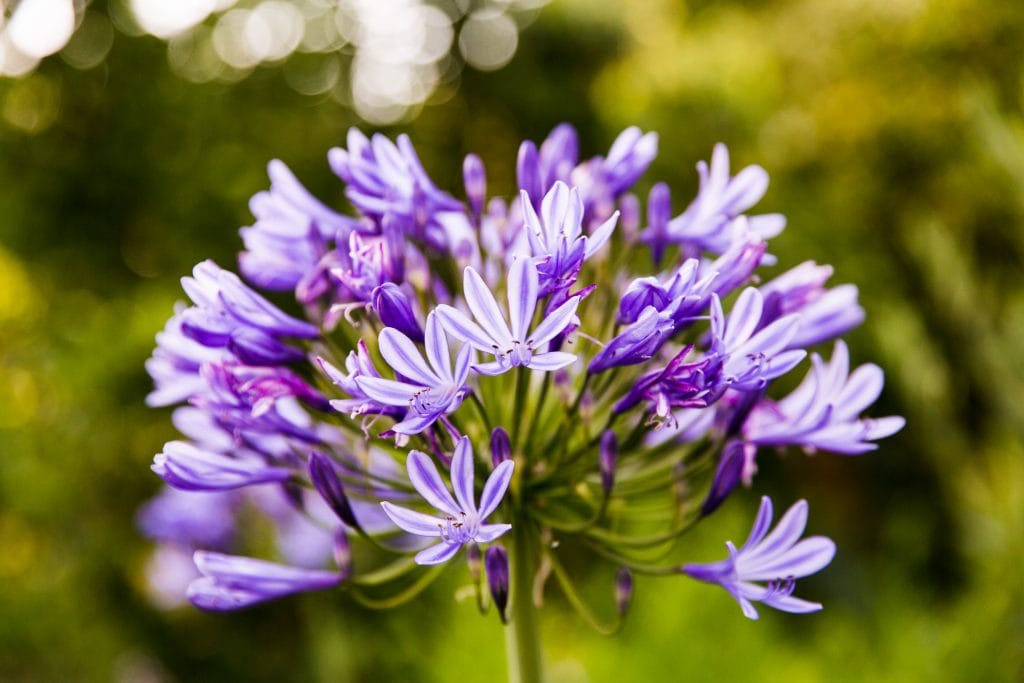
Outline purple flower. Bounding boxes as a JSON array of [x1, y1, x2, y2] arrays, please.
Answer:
[[517, 124, 579, 207], [381, 437, 515, 565], [331, 229, 404, 302], [355, 312, 471, 435], [319, 342, 403, 422], [613, 289, 806, 414], [145, 308, 231, 408], [659, 144, 785, 257], [188, 551, 344, 611], [588, 304, 677, 373], [705, 289, 807, 393], [152, 441, 293, 491], [485, 545, 510, 622], [572, 126, 658, 220], [758, 262, 865, 349], [518, 181, 617, 296], [328, 129, 462, 250], [743, 341, 905, 454], [618, 258, 717, 325], [436, 259, 580, 376], [238, 159, 358, 292], [179, 261, 318, 365], [683, 496, 836, 620]]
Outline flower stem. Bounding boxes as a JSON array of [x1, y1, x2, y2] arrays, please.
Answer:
[[504, 521, 544, 683]]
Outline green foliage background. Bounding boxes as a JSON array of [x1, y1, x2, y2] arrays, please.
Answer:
[[1, 0, 1022, 680]]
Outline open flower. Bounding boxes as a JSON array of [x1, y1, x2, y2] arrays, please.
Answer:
[[436, 258, 579, 375], [355, 311, 471, 435], [683, 497, 836, 619], [381, 437, 514, 565]]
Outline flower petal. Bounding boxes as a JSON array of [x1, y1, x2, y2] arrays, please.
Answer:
[[436, 304, 495, 352], [450, 436, 477, 514], [355, 376, 419, 406], [507, 257, 538, 342], [407, 450, 461, 516], [526, 352, 577, 371], [463, 266, 512, 345], [478, 460, 515, 519], [414, 541, 463, 565], [379, 328, 437, 387], [476, 523, 512, 542], [424, 312, 453, 382], [526, 296, 579, 348], [380, 501, 444, 536]]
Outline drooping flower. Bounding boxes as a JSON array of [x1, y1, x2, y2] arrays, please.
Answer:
[[683, 497, 836, 619], [743, 340, 905, 454], [355, 311, 471, 435], [381, 437, 514, 565], [436, 258, 579, 376], [152, 441, 293, 492], [188, 551, 345, 611]]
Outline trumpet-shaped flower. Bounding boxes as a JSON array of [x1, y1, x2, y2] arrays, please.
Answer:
[[381, 437, 514, 565], [436, 258, 579, 376], [683, 497, 836, 619], [518, 181, 617, 295], [188, 551, 344, 611], [743, 341, 905, 454], [355, 312, 471, 435]]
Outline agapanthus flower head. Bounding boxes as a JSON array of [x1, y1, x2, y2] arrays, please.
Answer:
[[141, 122, 901, 655], [683, 497, 836, 620]]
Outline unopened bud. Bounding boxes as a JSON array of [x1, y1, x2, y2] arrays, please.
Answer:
[[309, 451, 360, 530], [463, 153, 487, 217], [615, 567, 633, 617], [485, 545, 510, 623], [490, 427, 511, 467], [371, 283, 424, 343], [516, 140, 542, 206], [599, 430, 618, 495]]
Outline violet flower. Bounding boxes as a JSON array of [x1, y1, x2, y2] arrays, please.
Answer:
[[188, 551, 344, 611], [518, 181, 618, 296], [743, 341, 905, 454], [436, 258, 579, 376], [381, 437, 514, 565], [355, 311, 471, 435], [152, 441, 293, 491], [683, 497, 836, 619], [758, 261, 866, 349], [656, 143, 785, 257], [239, 159, 358, 292]]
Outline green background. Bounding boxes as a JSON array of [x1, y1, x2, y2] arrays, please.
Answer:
[[1, 0, 1022, 680]]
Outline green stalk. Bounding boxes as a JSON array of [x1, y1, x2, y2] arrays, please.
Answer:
[[504, 520, 544, 683]]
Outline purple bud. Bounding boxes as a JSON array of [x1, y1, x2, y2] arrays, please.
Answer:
[[371, 283, 424, 343], [463, 153, 487, 218], [618, 192, 641, 241], [701, 440, 756, 516], [309, 451, 361, 530], [517, 140, 542, 206], [333, 528, 352, 580], [647, 182, 672, 266], [599, 430, 617, 495], [615, 567, 633, 616], [490, 427, 512, 467], [485, 545, 509, 623]]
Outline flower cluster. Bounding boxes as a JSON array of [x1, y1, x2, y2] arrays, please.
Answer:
[[141, 125, 902, 624]]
